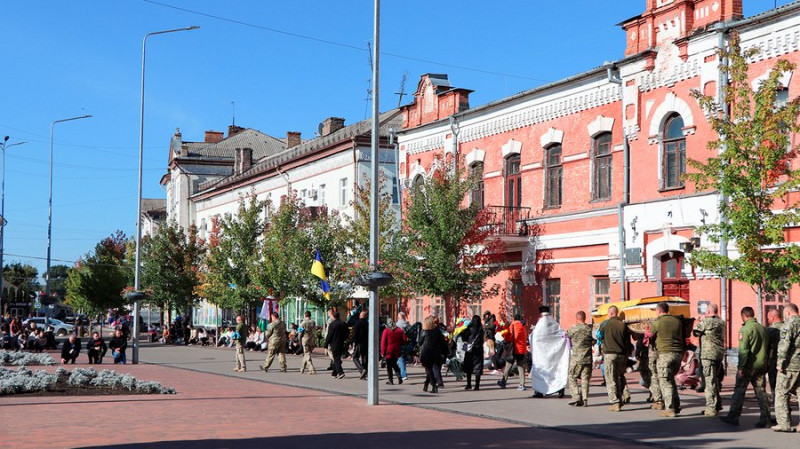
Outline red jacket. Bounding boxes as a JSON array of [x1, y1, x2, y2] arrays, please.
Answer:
[[509, 320, 528, 355], [381, 327, 407, 359]]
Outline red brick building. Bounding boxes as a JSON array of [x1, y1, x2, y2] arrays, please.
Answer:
[[398, 0, 800, 346]]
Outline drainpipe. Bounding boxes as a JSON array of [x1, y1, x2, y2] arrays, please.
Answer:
[[714, 22, 730, 348], [275, 166, 291, 196], [608, 65, 628, 302]]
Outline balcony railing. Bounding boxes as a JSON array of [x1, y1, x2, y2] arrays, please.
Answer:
[[485, 205, 531, 236]]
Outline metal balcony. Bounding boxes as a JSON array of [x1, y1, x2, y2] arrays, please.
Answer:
[[485, 205, 531, 236]]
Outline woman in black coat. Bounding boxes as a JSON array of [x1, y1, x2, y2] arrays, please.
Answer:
[[418, 316, 448, 394], [462, 315, 485, 390]]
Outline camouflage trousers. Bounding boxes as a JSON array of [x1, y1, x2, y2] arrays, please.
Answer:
[[774, 370, 800, 429], [657, 352, 682, 412], [604, 353, 627, 405], [301, 342, 316, 373], [568, 360, 591, 402], [648, 352, 662, 403], [727, 370, 770, 421], [235, 345, 246, 371], [702, 359, 724, 413]]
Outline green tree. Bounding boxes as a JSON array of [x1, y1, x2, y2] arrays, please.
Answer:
[[141, 221, 205, 320], [256, 193, 351, 308], [347, 173, 413, 302], [46, 265, 70, 302], [2, 262, 40, 294], [402, 156, 505, 325], [689, 34, 800, 321], [203, 195, 265, 314], [64, 231, 132, 317]]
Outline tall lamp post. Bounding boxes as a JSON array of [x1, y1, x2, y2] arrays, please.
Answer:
[[1, 136, 28, 314], [132, 25, 199, 365], [46, 116, 91, 323]]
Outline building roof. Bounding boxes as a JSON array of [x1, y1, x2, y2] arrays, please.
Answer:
[[188, 128, 287, 160], [194, 109, 403, 195]]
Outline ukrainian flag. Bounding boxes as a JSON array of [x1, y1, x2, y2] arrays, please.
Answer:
[[311, 249, 331, 301]]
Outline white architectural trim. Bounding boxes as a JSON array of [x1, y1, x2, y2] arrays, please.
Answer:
[[540, 127, 564, 148], [501, 139, 522, 158], [408, 164, 426, 182], [587, 115, 615, 137], [465, 148, 486, 166], [751, 69, 793, 90], [647, 92, 695, 142]]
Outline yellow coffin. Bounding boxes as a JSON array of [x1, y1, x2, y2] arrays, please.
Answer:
[[592, 296, 691, 332]]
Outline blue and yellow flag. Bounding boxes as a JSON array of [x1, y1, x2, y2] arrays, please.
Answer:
[[311, 249, 331, 301]]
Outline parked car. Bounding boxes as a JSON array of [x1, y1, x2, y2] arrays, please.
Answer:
[[22, 317, 75, 336]]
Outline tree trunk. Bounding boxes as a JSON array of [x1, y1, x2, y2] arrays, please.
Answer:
[[756, 283, 763, 324]]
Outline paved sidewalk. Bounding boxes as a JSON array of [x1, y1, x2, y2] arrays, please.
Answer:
[[1, 361, 640, 449], [136, 343, 800, 449]]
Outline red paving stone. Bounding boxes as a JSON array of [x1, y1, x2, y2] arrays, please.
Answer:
[[0, 364, 644, 449]]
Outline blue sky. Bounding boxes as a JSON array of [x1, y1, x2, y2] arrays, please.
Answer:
[[0, 0, 787, 281]]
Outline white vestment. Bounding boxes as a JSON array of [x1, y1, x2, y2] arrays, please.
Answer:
[[529, 313, 570, 394]]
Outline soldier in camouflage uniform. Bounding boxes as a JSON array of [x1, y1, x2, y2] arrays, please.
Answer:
[[721, 307, 771, 427], [772, 303, 800, 433], [645, 301, 685, 418], [692, 303, 726, 416], [766, 308, 785, 398], [566, 311, 595, 407]]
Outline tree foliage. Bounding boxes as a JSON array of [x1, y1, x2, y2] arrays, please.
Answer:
[[141, 221, 205, 318], [65, 231, 132, 315], [688, 33, 800, 318], [402, 156, 505, 325], [256, 193, 351, 308], [202, 195, 265, 313]]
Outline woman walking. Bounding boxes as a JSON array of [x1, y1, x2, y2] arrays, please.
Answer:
[[462, 315, 485, 390], [419, 316, 448, 394], [381, 318, 407, 385]]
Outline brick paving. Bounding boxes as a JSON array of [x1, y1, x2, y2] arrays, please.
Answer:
[[2, 343, 798, 448], [1, 360, 642, 449]]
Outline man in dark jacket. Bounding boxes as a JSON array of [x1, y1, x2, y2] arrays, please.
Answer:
[[60, 334, 81, 364], [325, 311, 348, 379], [109, 329, 128, 365], [602, 305, 631, 412], [86, 331, 107, 364], [352, 311, 369, 379]]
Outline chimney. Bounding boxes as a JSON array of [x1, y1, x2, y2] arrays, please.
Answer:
[[204, 130, 224, 143], [320, 117, 346, 136], [234, 147, 253, 175], [228, 125, 245, 138], [287, 131, 301, 148]]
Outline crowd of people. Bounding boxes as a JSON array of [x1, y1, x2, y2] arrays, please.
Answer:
[[227, 300, 799, 434]]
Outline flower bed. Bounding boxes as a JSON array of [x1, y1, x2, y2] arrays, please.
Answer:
[[0, 351, 56, 367], [0, 366, 176, 396]]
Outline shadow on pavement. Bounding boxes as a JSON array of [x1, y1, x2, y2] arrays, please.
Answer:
[[79, 427, 655, 449]]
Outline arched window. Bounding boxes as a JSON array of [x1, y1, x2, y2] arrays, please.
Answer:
[[545, 144, 562, 208], [505, 155, 521, 211], [592, 132, 612, 200], [662, 115, 686, 189], [470, 162, 484, 208]]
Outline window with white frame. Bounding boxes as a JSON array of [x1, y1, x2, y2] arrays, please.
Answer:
[[339, 178, 348, 206]]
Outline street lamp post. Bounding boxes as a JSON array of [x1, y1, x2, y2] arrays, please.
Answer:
[[132, 25, 199, 365], [1, 136, 28, 314], [47, 116, 91, 324]]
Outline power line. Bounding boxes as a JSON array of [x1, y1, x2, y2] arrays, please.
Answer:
[[142, 0, 547, 82]]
